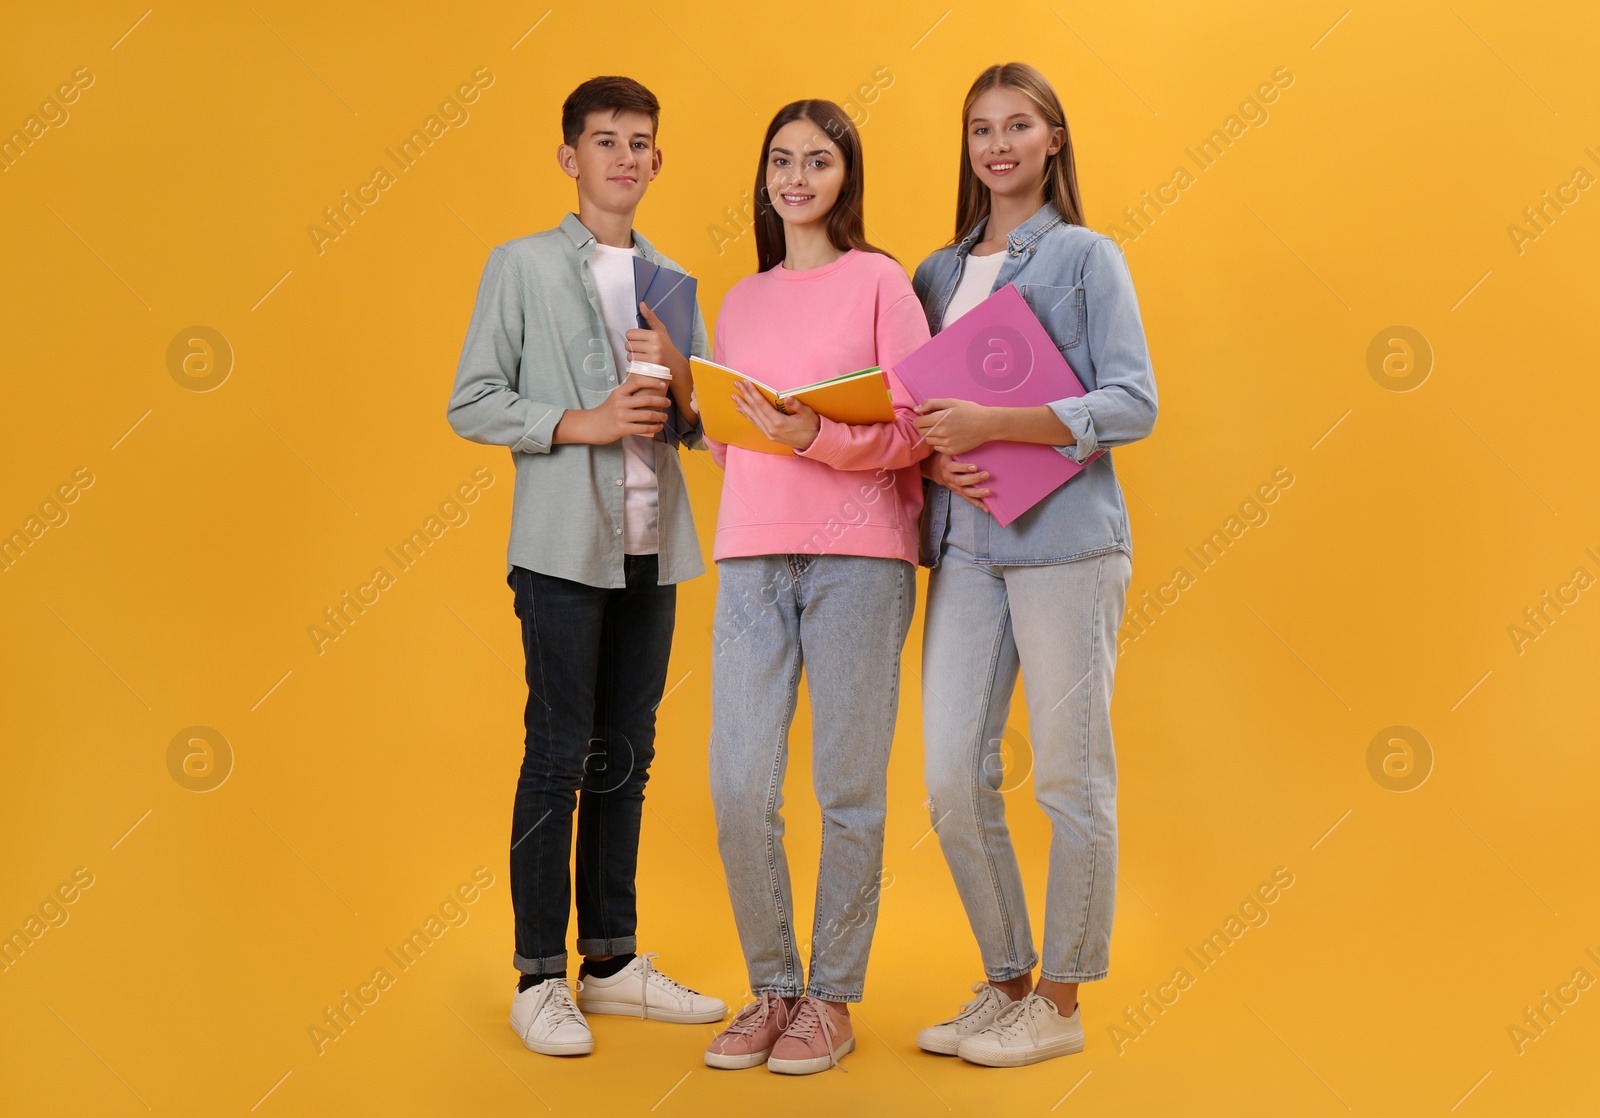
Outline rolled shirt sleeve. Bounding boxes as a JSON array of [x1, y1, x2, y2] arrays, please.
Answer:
[[1046, 238, 1158, 463]]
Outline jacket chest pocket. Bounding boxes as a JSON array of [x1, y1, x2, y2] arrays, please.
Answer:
[[1018, 283, 1085, 351]]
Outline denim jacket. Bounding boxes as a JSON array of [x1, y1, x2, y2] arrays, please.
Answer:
[[911, 201, 1158, 568]]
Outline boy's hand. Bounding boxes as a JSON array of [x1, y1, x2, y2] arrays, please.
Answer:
[[556, 374, 670, 445], [924, 453, 991, 509], [626, 303, 685, 374], [630, 302, 697, 425], [732, 380, 820, 451]]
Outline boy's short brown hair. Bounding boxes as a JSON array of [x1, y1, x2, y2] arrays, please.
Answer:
[[561, 76, 660, 147]]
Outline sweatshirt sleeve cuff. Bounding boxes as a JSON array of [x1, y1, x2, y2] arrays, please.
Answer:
[[794, 415, 846, 464], [1047, 398, 1098, 463]]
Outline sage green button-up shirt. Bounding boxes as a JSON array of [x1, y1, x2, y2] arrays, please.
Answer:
[[447, 212, 709, 588]]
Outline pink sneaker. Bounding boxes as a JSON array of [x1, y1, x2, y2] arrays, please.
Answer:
[[704, 993, 794, 1069], [766, 995, 854, 1074]]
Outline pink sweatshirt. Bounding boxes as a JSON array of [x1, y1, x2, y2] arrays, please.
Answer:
[[707, 248, 933, 564]]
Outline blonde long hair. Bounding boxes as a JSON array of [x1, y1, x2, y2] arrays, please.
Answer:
[[951, 62, 1086, 245]]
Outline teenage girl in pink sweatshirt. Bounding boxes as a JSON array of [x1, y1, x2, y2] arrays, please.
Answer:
[[700, 99, 930, 1076]]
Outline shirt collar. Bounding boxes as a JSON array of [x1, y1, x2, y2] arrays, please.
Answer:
[[957, 199, 1064, 256], [559, 211, 657, 259]]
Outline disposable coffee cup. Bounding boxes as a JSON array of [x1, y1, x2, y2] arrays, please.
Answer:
[[626, 361, 672, 438], [626, 360, 673, 381]]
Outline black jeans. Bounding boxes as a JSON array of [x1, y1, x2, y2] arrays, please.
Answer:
[[507, 555, 676, 976]]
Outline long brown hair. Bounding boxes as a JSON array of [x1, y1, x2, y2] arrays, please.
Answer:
[[752, 100, 892, 273], [951, 63, 1086, 245]]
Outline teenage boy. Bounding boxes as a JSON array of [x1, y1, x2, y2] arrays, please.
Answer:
[[447, 75, 726, 1057]]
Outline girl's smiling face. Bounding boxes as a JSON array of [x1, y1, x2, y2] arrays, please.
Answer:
[[765, 118, 844, 227], [966, 86, 1063, 199]]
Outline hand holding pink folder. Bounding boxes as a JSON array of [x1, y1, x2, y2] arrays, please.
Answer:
[[892, 283, 1100, 527]]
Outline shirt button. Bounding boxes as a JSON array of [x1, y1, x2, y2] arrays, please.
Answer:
[[615, 528, 622, 535], [616, 478, 623, 485]]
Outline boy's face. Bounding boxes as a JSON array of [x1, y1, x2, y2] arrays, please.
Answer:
[[558, 109, 661, 212]]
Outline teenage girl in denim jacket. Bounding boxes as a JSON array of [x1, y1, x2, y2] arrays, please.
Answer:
[[909, 61, 1158, 1068]]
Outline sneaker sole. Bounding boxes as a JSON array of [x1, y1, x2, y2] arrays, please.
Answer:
[[514, 1032, 594, 1057], [704, 1046, 774, 1070], [578, 999, 728, 1024], [915, 1029, 962, 1056], [958, 1036, 1084, 1067], [767, 1034, 855, 1075]]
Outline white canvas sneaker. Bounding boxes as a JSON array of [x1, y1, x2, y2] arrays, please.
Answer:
[[957, 992, 1085, 1067], [509, 978, 594, 1056], [575, 953, 728, 1024], [916, 981, 1015, 1055]]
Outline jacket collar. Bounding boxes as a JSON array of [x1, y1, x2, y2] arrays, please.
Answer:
[[559, 211, 658, 259], [956, 199, 1064, 257]]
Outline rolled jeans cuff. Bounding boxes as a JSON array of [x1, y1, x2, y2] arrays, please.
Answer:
[[805, 984, 864, 1004], [576, 934, 637, 957], [986, 958, 1041, 984], [1041, 967, 1108, 983], [513, 949, 568, 977]]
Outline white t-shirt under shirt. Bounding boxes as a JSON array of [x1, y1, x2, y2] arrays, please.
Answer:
[[943, 249, 1006, 326], [586, 242, 659, 556]]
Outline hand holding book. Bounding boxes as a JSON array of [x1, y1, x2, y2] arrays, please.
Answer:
[[625, 302, 686, 375], [892, 283, 1098, 526], [689, 357, 893, 456], [913, 397, 1078, 456], [730, 380, 820, 452], [911, 398, 995, 456]]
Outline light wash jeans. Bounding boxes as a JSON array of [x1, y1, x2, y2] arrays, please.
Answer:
[[922, 498, 1131, 983], [709, 553, 915, 1002]]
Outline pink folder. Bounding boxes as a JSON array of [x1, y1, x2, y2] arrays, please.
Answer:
[[893, 283, 1100, 527]]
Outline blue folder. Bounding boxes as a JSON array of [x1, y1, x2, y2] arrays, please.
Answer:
[[632, 257, 697, 360], [631, 257, 699, 444]]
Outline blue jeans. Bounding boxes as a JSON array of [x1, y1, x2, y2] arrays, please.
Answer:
[[708, 554, 915, 1002], [507, 556, 675, 976], [922, 499, 1130, 983]]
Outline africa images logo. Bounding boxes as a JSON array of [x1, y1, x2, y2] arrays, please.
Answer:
[[966, 326, 1034, 393]]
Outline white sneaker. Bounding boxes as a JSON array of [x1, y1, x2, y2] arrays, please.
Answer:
[[957, 992, 1084, 1067], [576, 952, 728, 1024], [509, 978, 593, 1056], [916, 981, 1015, 1055]]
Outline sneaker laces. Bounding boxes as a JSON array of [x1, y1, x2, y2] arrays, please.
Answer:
[[722, 993, 779, 1039], [784, 996, 849, 1072], [532, 978, 585, 1036], [941, 981, 1001, 1026], [634, 951, 700, 1015], [989, 992, 1055, 1045]]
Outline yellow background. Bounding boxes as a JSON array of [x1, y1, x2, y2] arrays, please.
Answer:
[[3, 2, 1597, 1114]]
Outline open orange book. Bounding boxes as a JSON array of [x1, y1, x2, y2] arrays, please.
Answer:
[[690, 357, 895, 456]]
